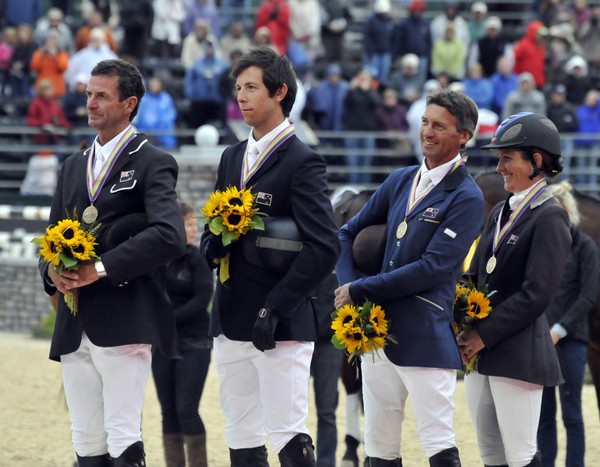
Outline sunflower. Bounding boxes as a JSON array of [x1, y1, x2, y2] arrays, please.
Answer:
[[38, 232, 63, 266], [222, 205, 251, 233], [68, 230, 96, 261], [331, 304, 358, 332], [222, 186, 255, 213], [202, 191, 225, 219], [364, 335, 386, 353], [466, 289, 492, 319], [339, 325, 367, 354], [53, 219, 82, 245], [368, 304, 388, 335]]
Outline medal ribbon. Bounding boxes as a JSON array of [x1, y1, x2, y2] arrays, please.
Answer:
[[404, 159, 462, 219], [491, 179, 547, 255], [240, 124, 296, 188], [86, 127, 136, 203]]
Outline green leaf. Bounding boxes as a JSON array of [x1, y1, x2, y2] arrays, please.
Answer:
[[331, 335, 345, 350], [359, 300, 372, 319], [222, 230, 235, 246], [59, 252, 78, 269], [251, 215, 265, 231]]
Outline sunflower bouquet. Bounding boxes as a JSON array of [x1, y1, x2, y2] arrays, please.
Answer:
[[331, 300, 397, 364], [32, 213, 100, 315], [453, 280, 496, 374], [201, 186, 264, 283]]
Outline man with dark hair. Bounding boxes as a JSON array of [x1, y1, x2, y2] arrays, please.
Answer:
[[39, 58, 186, 467], [335, 90, 484, 466], [200, 47, 339, 466]]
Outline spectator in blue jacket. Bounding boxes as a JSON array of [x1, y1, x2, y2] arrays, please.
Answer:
[[574, 89, 600, 187], [391, 0, 431, 84], [184, 41, 229, 129], [463, 62, 494, 110], [135, 76, 178, 149], [308, 63, 348, 133], [489, 56, 518, 117], [363, 0, 394, 85]]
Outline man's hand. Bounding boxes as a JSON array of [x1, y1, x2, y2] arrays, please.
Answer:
[[252, 305, 280, 351], [205, 233, 229, 263], [334, 283, 353, 309], [47, 262, 101, 294]]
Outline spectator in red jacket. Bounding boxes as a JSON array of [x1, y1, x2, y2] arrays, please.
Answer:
[[26, 78, 71, 154], [254, 0, 291, 54], [513, 20, 548, 89]]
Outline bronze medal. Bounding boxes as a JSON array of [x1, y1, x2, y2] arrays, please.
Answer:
[[486, 255, 497, 275], [396, 220, 408, 239], [82, 205, 99, 224]]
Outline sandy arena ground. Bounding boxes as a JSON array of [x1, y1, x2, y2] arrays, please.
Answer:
[[1, 331, 600, 466]]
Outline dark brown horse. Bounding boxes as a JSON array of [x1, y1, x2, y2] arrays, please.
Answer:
[[475, 171, 600, 414]]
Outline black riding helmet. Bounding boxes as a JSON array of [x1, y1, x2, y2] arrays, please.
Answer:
[[481, 112, 564, 175]]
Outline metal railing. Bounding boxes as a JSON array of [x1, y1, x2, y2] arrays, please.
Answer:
[[1, 125, 600, 197]]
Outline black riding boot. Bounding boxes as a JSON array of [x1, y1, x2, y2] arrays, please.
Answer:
[[428, 447, 461, 467], [75, 454, 112, 466], [341, 435, 360, 467], [278, 433, 316, 466], [524, 451, 542, 466], [366, 457, 403, 466], [229, 445, 270, 466], [112, 441, 146, 467]]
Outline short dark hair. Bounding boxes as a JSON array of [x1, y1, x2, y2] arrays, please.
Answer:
[[426, 90, 479, 143], [230, 47, 297, 117], [91, 59, 145, 121], [179, 201, 194, 218]]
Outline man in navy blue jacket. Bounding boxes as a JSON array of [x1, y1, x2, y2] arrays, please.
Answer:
[[335, 90, 483, 466]]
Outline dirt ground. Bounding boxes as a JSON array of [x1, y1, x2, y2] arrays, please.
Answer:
[[1, 331, 600, 467]]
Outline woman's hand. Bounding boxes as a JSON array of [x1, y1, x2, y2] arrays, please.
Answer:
[[457, 329, 485, 366]]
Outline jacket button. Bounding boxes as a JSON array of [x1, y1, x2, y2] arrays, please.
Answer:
[[389, 260, 394, 267]]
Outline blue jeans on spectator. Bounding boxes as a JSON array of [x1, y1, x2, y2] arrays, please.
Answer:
[[344, 135, 375, 184], [311, 338, 343, 467], [366, 53, 391, 84], [152, 337, 212, 435], [538, 339, 587, 467]]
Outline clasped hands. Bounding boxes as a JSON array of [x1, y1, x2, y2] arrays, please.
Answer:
[[456, 330, 485, 366], [47, 262, 101, 295]]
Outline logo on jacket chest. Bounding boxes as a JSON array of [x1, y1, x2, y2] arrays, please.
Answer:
[[120, 170, 135, 182], [256, 192, 273, 206]]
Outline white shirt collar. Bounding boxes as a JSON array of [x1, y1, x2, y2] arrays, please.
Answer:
[[247, 118, 290, 156], [94, 125, 133, 160], [420, 154, 461, 187], [509, 178, 546, 210]]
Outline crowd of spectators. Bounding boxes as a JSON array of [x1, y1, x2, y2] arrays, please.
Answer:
[[2, 0, 600, 186]]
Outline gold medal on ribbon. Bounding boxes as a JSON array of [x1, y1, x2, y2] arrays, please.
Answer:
[[396, 220, 408, 239], [82, 205, 99, 224], [486, 255, 497, 275]]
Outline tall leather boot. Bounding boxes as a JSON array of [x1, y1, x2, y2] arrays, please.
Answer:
[[428, 447, 461, 467], [75, 454, 112, 466], [184, 433, 207, 467], [341, 435, 360, 467], [366, 457, 403, 466], [229, 445, 269, 467], [163, 433, 185, 467], [278, 433, 316, 467], [524, 451, 542, 467], [112, 441, 146, 467]]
